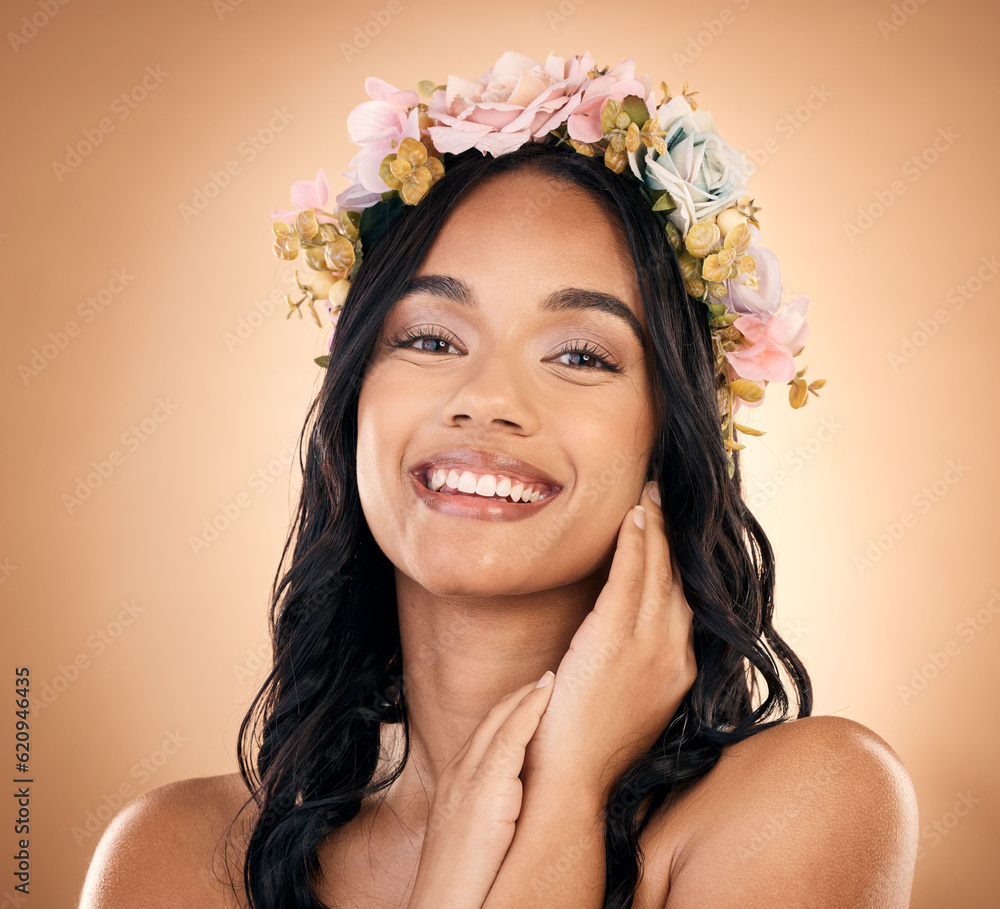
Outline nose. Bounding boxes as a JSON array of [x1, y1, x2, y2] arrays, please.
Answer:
[[442, 342, 540, 432]]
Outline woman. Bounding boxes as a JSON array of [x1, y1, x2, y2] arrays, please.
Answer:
[[80, 57, 918, 909]]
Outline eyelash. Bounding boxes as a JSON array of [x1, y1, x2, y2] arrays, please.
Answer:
[[386, 326, 623, 374]]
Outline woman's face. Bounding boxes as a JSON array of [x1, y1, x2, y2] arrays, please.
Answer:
[[356, 168, 659, 596]]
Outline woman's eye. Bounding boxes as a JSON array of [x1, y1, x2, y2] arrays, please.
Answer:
[[387, 330, 622, 374], [552, 344, 622, 373], [388, 330, 460, 355]]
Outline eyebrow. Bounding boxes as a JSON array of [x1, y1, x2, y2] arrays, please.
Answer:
[[401, 274, 648, 354]]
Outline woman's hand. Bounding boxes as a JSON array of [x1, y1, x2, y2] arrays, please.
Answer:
[[521, 479, 697, 804], [406, 673, 556, 909]]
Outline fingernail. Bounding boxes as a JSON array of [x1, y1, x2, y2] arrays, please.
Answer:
[[535, 670, 553, 688], [645, 481, 661, 507], [632, 505, 646, 529]]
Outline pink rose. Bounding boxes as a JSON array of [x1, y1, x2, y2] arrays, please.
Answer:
[[336, 77, 422, 211], [425, 51, 594, 155], [564, 58, 656, 144], [726, 300, 810, 384]]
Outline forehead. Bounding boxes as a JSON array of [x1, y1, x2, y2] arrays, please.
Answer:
[[415, 168, 644, 325]]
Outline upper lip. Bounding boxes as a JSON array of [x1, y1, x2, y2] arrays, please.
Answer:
[[411, 448, 563, 493]]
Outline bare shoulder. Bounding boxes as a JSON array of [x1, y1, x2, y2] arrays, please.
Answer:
[[78, 771, 254, 909], [636, 716, 919, 909]]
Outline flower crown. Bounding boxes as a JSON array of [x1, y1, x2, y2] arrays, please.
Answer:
[[269, 51, 824, 474]]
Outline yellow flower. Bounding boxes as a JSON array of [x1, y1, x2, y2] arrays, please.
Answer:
[[684, 221, 721, 259], [701, 222, 754, 283], [323, 235, 356, 280], [379, 137, 445, 206], [639, 118, 668, 156], [600, 100, 642, 174]]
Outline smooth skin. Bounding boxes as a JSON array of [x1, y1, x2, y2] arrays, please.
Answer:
[[78, 171, 918, 909]]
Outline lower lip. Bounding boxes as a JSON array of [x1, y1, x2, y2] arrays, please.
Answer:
[[408, 471, 560, 522]]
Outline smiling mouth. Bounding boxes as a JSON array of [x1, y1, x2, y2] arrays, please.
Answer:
[[417, 466, 559, 504]]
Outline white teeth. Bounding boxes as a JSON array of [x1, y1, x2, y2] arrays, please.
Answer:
[[423, 467, 552, 503], [475, 474, 497, 497]]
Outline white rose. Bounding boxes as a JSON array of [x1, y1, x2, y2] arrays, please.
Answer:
[[639, 96, 753, 237]]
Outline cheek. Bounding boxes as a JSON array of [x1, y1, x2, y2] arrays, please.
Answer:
[[355, 368, 417, 531]]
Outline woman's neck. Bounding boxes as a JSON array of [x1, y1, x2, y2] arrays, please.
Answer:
[[383, 566, 608, 808]]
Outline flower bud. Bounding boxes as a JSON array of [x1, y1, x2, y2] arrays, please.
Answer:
[[328, 278, 351, 313], [307, 269, 336, 300], [716, 206, 748, 240]]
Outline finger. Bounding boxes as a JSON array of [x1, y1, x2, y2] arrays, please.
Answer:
[[592, 501, 647, 630], [634, 480, 680, 634], [454, 674, 554, 771], [476, 673, 555, 783]]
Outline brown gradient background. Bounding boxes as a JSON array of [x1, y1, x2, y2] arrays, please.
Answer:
[[1, 0, 997, 905]]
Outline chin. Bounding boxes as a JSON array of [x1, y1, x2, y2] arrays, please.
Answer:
[[406, 553, 532, 598]]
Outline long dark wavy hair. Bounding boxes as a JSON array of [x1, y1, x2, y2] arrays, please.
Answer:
[[222, 140, 812, 908]]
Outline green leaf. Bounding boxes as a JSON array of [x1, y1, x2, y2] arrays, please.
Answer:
[[417, 80, 442, 98], [652, 192, 676, 212], [314, 354, 330, 368], [621, 94, 650, 125]]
